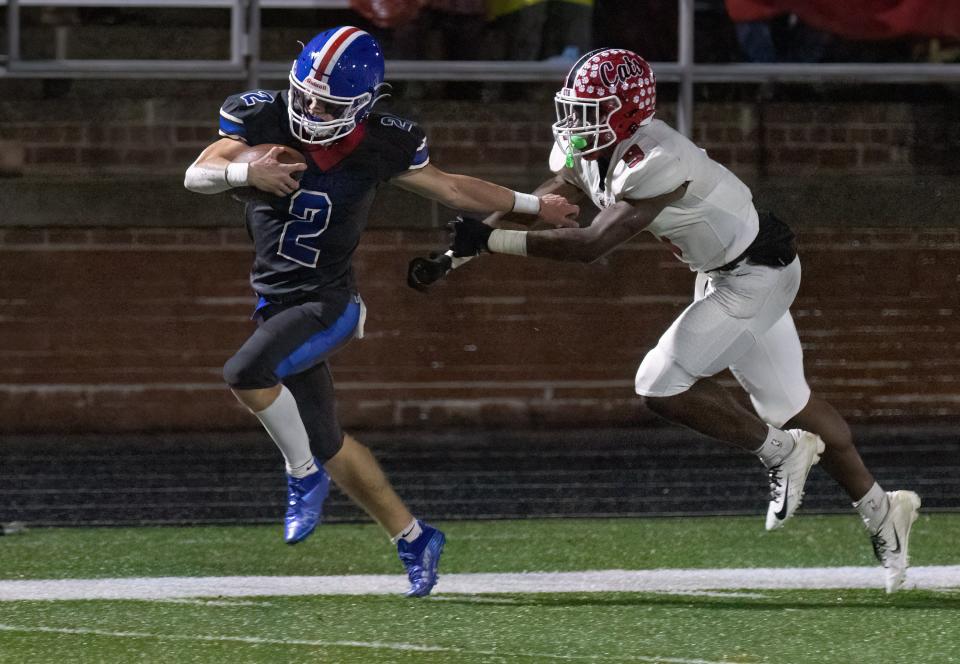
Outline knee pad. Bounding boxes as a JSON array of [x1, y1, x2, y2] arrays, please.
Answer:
[[296, 395, 343, 462], [283, 366, 343, 463], [635, 347, 697, 398], [223, 352, 278, 390], [312, 431, 345, 464]]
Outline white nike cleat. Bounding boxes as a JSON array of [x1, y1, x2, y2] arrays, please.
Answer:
[[871, 490, 921, 594], [764, 430, 825, 531]]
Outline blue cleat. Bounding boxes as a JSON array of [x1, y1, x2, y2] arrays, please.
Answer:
[[397, 521, 446, 597], [283, 463, 330, 545]]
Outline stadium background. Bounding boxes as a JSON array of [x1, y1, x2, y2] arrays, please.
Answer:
[[1, 1, 959, 527]]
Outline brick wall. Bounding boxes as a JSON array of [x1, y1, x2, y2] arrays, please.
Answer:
[[1, 227, 957, 433], [2, 99, 956, 178]]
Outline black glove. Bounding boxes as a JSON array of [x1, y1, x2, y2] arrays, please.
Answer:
[[407, 252, 453, 293], [448, 215, 493, 258]]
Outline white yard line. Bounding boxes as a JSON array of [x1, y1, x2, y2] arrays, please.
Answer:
[[428, 590, 770, 603], [1, 566, 959, 601], [0, 624, 745, 664], [145, 598, 274, 607], [0, 625, 449, 653]]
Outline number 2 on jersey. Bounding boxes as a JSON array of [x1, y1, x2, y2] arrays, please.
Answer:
[[277, 189, 331, 267]]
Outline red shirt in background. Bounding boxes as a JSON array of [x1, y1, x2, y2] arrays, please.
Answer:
[[725, 0, 960, 40]]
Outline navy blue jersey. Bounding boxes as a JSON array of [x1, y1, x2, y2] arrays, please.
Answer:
[[218, 89, 430, 298]]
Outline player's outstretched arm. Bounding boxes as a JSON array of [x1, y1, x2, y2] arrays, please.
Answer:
[[184, 139, 306, 197], [391, 164, 579, 228], [480, 175, 587, 229], [451, 182, 689, 263]]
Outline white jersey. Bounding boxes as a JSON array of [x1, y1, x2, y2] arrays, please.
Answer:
[[549, 119, 759, 272]]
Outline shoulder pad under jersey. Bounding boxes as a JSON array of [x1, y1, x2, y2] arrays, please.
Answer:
[[617, 143, 689, 200], [219, 90, 283, 143], [369, 113, 430, 177]]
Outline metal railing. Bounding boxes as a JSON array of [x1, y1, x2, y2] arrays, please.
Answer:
[[4, 0, 960, 136]]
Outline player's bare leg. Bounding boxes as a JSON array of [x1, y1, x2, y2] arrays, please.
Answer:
[[232, 387, 414, 537], [642, 377, 824, 529], [233, 385, 444, 596], [785, 392, 920, 592], [641, 378, 769, 450], [323, 434, 444, 598], [324, 433, 414, 536], [783, 392, 874, 500]]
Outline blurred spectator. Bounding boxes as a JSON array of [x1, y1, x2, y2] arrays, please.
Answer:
[[916, 38, 960, 64], [350, 0, 424, 29], [594, 0, 741, 64], [734, 13, 830, 63], [350, 0, 486, 66], [353, 0, 487, 99], [725, 0, 827, 62], [486, 0, 593, 62], [593, 0, 677, 62], [726, 0, 960, 62], [390, 0, 487, 61]]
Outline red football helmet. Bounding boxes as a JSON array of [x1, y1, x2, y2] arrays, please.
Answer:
[[552, 48, 657, 160]]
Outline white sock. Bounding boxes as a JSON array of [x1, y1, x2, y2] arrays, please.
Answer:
[[854, 482, 889, 534], [253, 385, 317, 476], [391, 518, 422, 544], [754, 425, 796, 467], [286, 457, 320, 479]]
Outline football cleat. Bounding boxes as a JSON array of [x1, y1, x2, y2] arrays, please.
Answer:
[[765, 430, 825, 531], [397, 522, 446, 597], [871, 490, 921, 594], [283, 463, 330, 545]]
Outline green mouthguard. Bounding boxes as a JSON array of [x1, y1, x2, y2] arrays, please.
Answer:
[[565, 135, 588, 168]]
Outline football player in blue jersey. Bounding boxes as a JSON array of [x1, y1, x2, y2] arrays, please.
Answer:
[[184, 26, 578, 597]]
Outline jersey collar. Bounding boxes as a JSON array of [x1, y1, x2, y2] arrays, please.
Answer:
[[302, 122, 367, 171]]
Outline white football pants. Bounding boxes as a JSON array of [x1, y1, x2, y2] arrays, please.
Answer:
[[634, 258, 811, 427]]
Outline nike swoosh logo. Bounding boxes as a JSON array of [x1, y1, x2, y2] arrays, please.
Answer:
[[774, 478, 790, 521], [890, 529, 902, 555]]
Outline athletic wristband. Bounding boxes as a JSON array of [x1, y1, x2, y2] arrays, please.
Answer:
[[512, 191, 540, 215], [487, 229, 528, 256], [225, 162, 250, 187]]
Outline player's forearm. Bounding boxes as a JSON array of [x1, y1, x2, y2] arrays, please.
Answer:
[[523, 227, 600, 262], [184, 139, 251, 194], [483, 176, 583, 228], [184, 156, 248, 194], [492, 201, 652, 263], [440, 174, 538, 216]]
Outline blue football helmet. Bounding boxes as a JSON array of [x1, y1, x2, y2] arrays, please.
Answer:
[[288, 26, 386, 145]]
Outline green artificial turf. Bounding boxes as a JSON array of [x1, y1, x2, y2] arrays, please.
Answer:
[[1, 513, 957, 580], [1, 590, 958, 664], [1, 515, 958, 663]]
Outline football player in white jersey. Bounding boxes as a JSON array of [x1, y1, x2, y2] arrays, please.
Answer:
[[409, 48, 920, 593]]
